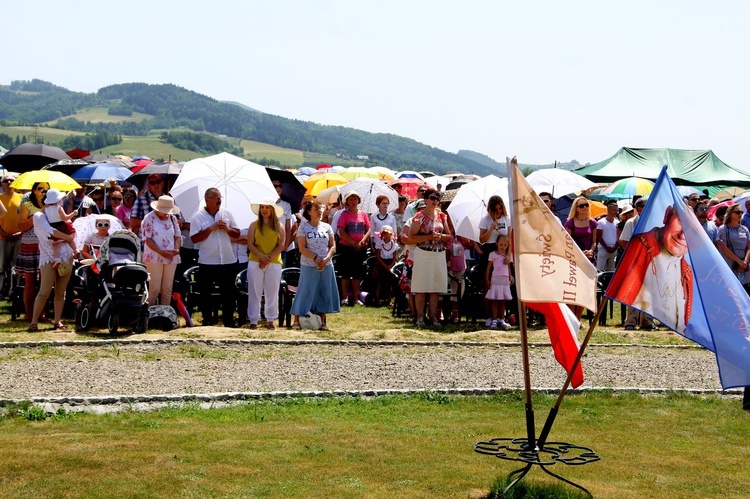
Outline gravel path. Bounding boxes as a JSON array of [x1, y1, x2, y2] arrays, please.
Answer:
[[0, 341, 724, 404]]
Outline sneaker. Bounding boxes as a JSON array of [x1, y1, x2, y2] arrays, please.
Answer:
[[489, 319, 498, 329], [355, 300, 364, 306], [625, 324, 635, 331], [415, 317, 425, 327], [498, 319, 510, 330], [485, 318, 493, 327], [341, 299, 349, 306]]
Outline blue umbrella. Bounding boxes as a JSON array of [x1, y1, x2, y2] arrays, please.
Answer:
[[72, 162, 133, 184]]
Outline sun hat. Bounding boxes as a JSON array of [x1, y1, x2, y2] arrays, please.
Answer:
[[380, 225, 394, 234], [150, 195, 180, 215], [620, 205, 634, 216], [1, 173, 17, 183], [414, 199, 427, 210], [43, 189, 66, 205], [343, 191, 361, 204], [250, 197, 284, 217]]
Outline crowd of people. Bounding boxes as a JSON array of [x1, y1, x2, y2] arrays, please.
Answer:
[[1, 168, 748, 333]]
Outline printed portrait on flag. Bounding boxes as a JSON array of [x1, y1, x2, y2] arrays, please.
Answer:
[[606, 166, 750, 389], [608, 204, 693, 333]]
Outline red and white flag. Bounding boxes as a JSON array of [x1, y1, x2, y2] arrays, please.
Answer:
[[508, 160, 597, 387]]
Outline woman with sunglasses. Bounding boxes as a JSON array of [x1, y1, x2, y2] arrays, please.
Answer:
[[716, 204, 750, 290], [565, 196, 598, 320], [115, 189, 136, 230], [16, 182, 49, 322], [408, 188, 452, 327]]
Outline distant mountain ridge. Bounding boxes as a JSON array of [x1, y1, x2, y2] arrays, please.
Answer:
[[0, 79, 497, 174]]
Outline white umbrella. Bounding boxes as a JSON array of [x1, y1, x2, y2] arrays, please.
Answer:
[[340, 178, 399, 214], [446, 175, 509, 241], [525, 168, 596, 198], [316, 184, 343, 204], [170, 152, 277, 229], [73, 214, 123, 252]]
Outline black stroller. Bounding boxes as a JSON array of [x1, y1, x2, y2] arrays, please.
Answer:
[[74, 230, 149, 334]]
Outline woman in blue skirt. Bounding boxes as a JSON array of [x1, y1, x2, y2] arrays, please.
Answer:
[[290, 200, 340, 330]]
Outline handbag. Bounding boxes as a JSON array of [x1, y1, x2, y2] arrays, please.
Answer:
[[57, 260, 72, 277], [299, 313, 322, 330]]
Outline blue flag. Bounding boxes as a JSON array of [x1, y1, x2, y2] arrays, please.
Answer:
[[606, 166, 750, 389]]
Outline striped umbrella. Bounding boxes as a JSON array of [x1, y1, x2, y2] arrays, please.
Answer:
[[601, 177, 654, 200]]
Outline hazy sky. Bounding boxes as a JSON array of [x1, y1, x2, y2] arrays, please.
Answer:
[[4, 0, 749, 167]]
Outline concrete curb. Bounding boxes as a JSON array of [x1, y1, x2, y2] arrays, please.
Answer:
[[2, 386, 741, 415]]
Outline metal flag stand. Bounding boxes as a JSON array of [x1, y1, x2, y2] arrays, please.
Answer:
[[474, 298, 608, 497]]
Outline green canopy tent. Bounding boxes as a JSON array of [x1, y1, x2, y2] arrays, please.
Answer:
[[573, 148, 750, 187]]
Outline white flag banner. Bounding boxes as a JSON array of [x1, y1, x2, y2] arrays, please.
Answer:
[[509, 160, 598, 312]]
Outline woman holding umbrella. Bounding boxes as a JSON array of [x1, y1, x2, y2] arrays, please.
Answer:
[[16, 182, 49, 322]]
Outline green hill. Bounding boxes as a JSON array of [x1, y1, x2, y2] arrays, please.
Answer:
[[0, 79, 496, 174]]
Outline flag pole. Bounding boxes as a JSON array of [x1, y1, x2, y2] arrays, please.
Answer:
[[518, 300, 537, 450], [537, 295, 610, 448]]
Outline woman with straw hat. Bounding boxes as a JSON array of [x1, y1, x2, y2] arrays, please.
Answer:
[[246, 198, 285, 329], [142, 196, 182, 306]]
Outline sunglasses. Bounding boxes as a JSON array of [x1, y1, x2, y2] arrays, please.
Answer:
[[36, 187, 48, 192], [124, 193, 136, 198], [110, 197, 123, 201], [96, 222, 110, 228], [697, 207, 709, 212], [273, 184, 282, 188], [541, 198, 552, 204], [91, 197, 104, 202], [578, 203, 589, 208], [148, 179, 164, 185], [1, 179, 11, 183], [427, 195, 440, 201]]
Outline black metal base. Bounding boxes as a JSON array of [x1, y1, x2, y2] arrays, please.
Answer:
[[475, 437, 600, 497]]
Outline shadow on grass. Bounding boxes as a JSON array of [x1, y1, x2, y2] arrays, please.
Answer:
[[487, 475, 590, 498]]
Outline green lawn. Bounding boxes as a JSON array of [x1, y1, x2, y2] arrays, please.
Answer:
[[0, 392, 747, 498], [44, 107, 154, 124]]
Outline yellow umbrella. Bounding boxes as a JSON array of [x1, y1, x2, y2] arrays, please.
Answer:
[[10, 170, 81, 191], [368, 166, 395, 181], [303, 172, 348, 196], [340, 167, 380, 181]]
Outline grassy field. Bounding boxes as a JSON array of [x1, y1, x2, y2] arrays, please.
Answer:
[[0, 125, 86, 144], [43, 107, 155, 124], [0, 392, 747, 498]]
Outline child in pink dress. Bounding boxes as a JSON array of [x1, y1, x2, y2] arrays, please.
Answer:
[[485, 234, 512, 330]]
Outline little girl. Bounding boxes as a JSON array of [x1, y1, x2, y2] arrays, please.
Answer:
[[374, 225, 399, 306], [81, 218, 111, 260], [43, 189, 77, 268], [485, 234, 512, 330]]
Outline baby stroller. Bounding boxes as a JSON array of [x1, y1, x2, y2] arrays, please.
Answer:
[[74, 230, 149, 334]]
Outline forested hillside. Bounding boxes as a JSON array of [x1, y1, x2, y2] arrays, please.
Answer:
[[0, 80, 497, 174]]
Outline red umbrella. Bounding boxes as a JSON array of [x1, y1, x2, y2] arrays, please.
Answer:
[[131, 158, 154, 171], [389, 177, 426, 200], [316, 163, 332, 170], [66, 148, 91, 160]]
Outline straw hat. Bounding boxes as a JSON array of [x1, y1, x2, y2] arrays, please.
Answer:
[[343, 191, 361, 204], [250, 198, 284, 218], [150, 195, 180, 215]]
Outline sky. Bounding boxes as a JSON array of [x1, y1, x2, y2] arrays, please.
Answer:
[[4, 0, 750, 168]]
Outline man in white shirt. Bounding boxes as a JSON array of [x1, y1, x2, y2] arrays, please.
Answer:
[[189, 188, 241, 327], [595, 200, 620, 271], [618, 197, 656, 331]]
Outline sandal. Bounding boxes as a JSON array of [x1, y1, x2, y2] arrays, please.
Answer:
[[265, 322, 276, 330], [291, 323, 301, 330], [54, 322, 65, 330], [320, 323, 329, 331], [28, 323, 39, 332]]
